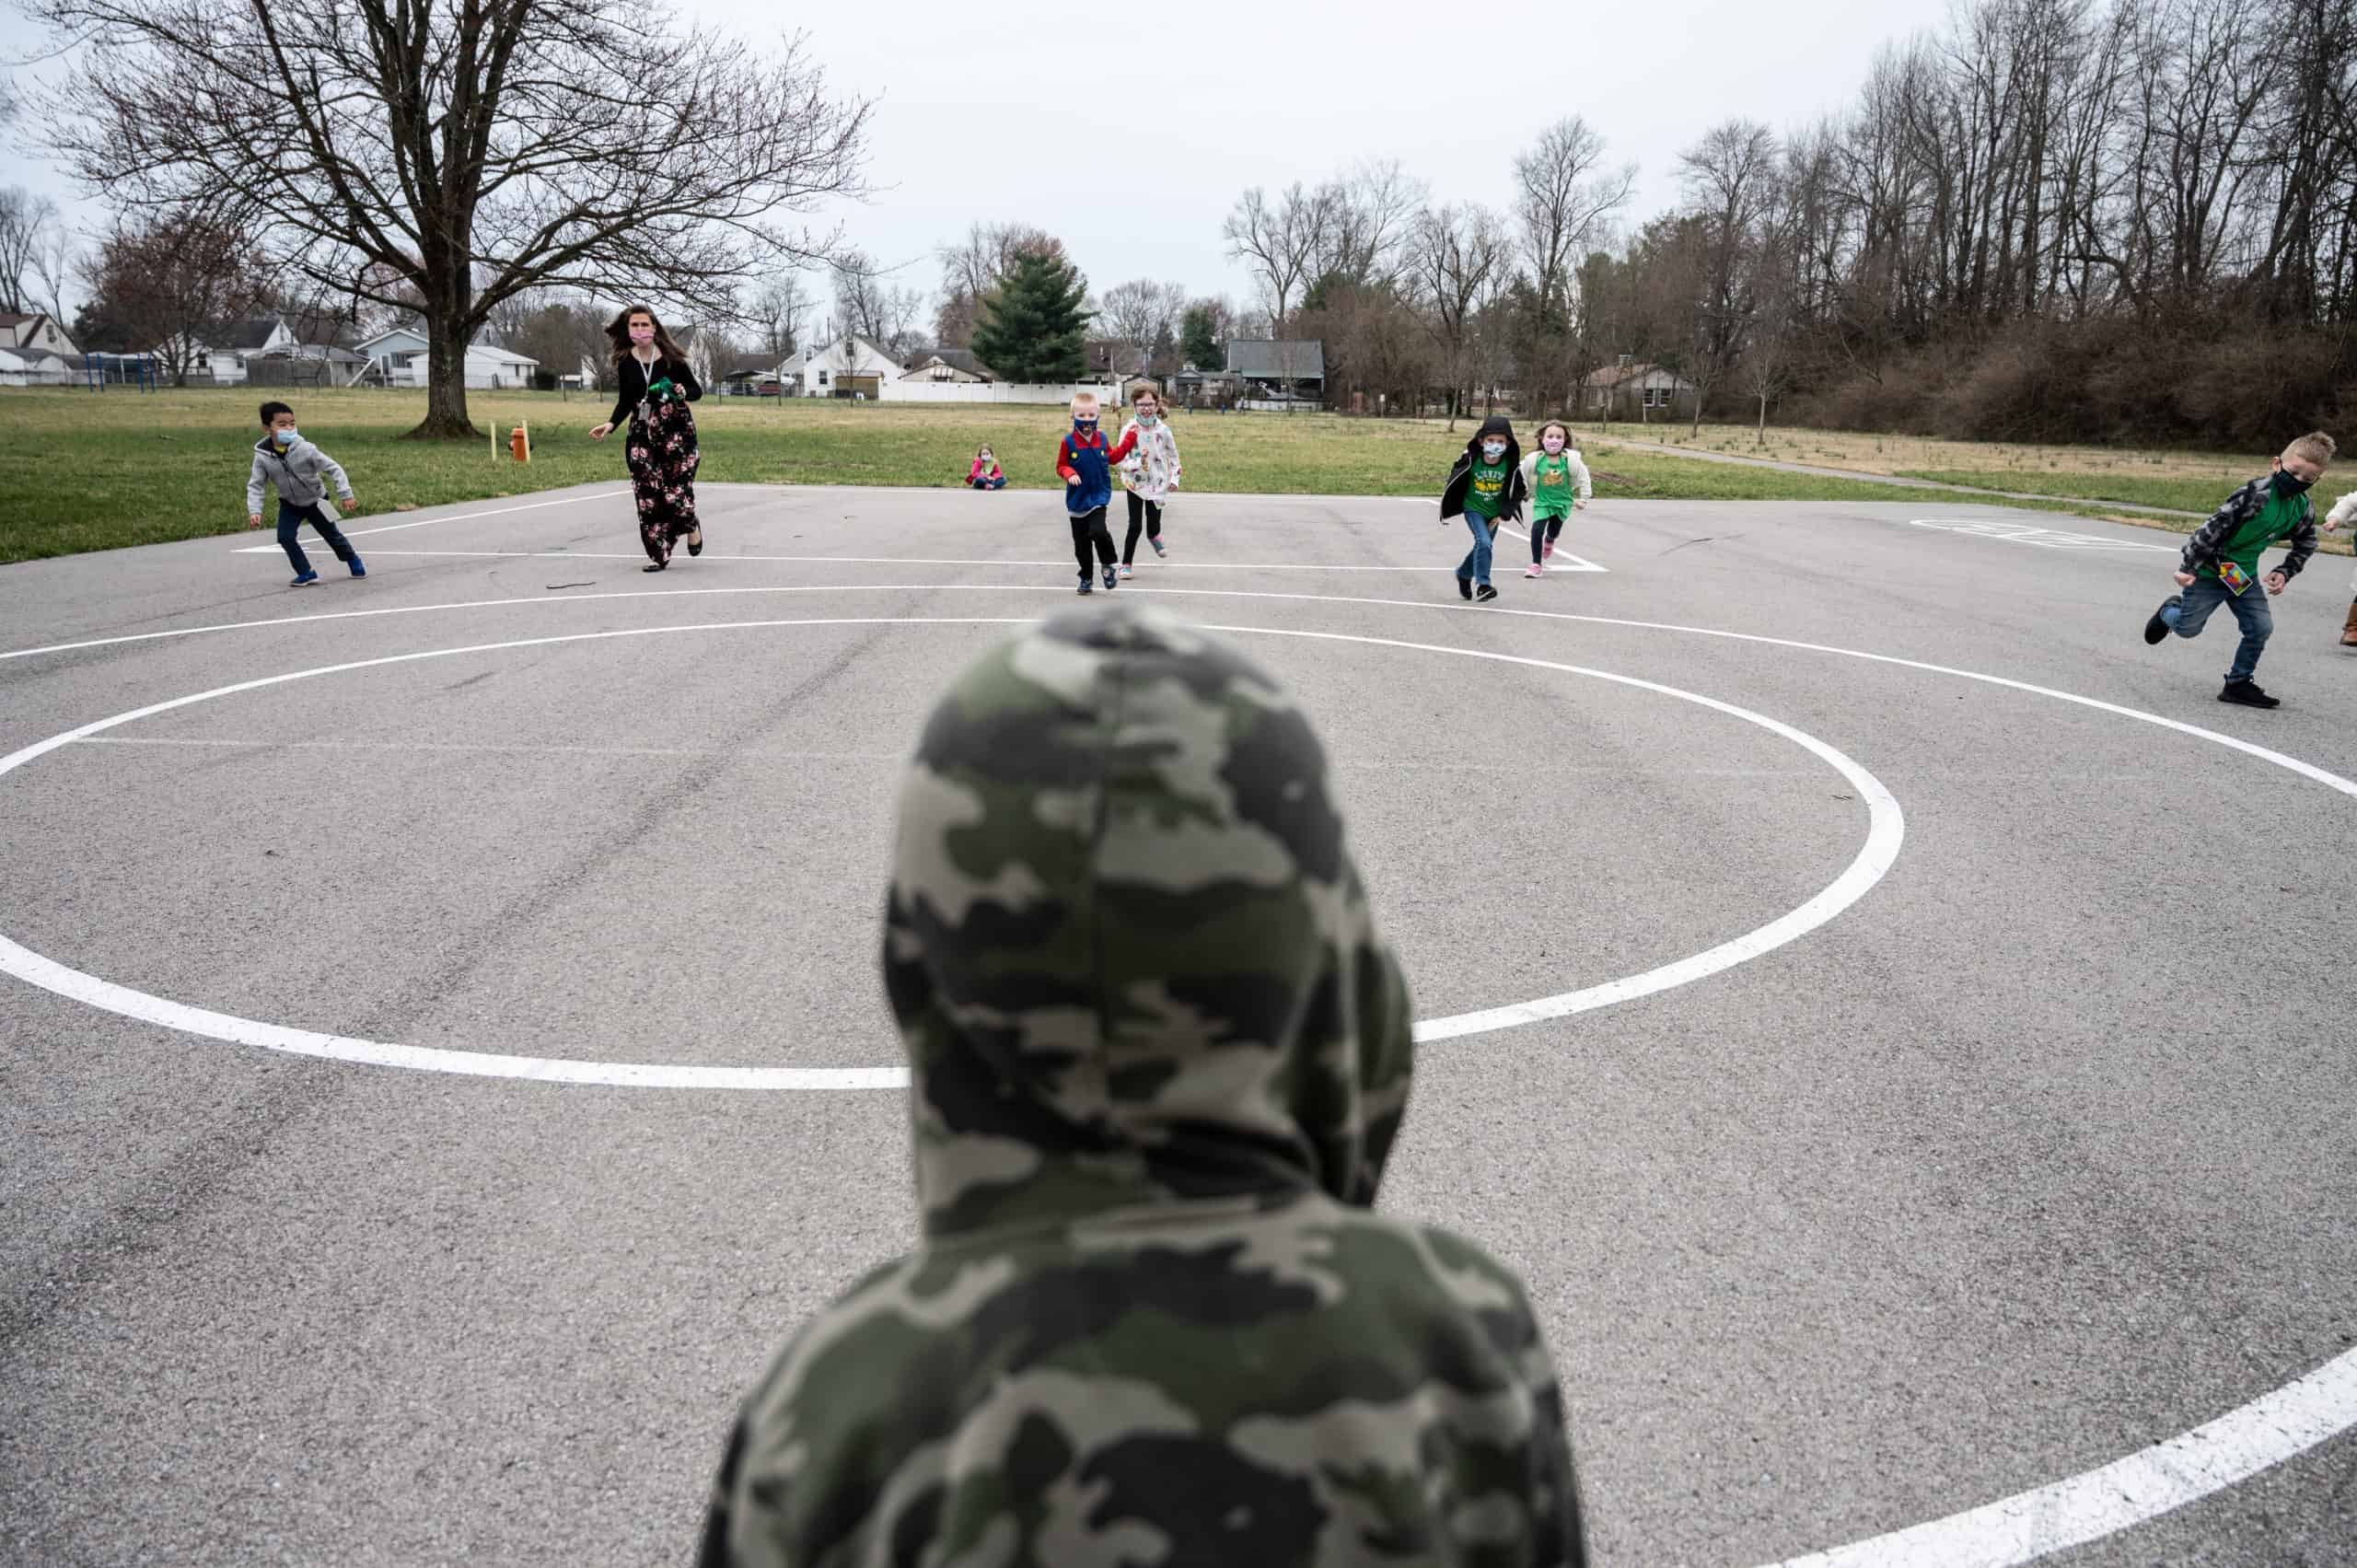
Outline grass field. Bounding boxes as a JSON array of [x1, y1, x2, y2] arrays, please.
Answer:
[[1595, 422, 2283, 512], [2, 388, 2346, 563]]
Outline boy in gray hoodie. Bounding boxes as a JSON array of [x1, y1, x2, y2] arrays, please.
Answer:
[[246, 401, 364, 586]]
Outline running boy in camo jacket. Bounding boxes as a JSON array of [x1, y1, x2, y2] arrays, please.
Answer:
[[699, 603, 1587, 1568], [2142, 430, 2329, 708]]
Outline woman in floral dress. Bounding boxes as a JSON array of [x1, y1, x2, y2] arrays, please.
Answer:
[[590, 304, 704, 571]]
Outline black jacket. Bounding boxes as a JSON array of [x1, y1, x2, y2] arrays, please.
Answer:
[[1440, 416, 1526, 523], [608, 353, 703, 429]]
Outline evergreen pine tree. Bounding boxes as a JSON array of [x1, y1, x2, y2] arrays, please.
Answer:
[[971, 252, 1090, 383], [1180, 305, 1221, 370]]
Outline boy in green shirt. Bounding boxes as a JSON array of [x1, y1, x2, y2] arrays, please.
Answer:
[[2142, 430, 2330, 708], [1520, 421, 1592, 577], [1439, 414, 1525, 603]]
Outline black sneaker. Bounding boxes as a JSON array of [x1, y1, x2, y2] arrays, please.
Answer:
[[2219, 679, 2279, 709], [1457, 575, 1472, 600], [2143, 595, 2180, 645], [1077, 575, 1093, 596], [1475, 583, 1499, 603], [1102, 564, 1119, 590]]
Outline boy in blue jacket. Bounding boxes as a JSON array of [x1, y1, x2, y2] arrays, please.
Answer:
[[1054, 391, 1140, 595]]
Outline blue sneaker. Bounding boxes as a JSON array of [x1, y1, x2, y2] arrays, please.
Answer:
[[290, 570, 320, 587], [1077, 575, 1093, 596], [1102, 564, 1119, 590], [348, 557, 366, 577]]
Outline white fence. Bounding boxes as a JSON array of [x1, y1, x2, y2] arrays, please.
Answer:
[[875, 379, 1124, 405]]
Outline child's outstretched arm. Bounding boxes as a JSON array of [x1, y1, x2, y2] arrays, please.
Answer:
[[2324, 492, 2356, 531], [245, 450, 269, 524]]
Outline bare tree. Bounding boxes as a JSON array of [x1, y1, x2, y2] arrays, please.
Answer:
[[88, 212, 273, 384], [0, 189, 59, 315], [1408, 203, 1509, 425], [1223, 182, 1333, 336], [1514, 118, 1637, 328], [1097, 277, 1186, 374], [745, 273, 808, 356], [1318, 158, 1429, 289], [38, 0, 871, 437]]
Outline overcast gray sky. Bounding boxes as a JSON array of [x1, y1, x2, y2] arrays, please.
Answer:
[[3, 0, 1960, 320]]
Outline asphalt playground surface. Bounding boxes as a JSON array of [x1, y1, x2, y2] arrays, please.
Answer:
[[3, 480, 2354, 1566]]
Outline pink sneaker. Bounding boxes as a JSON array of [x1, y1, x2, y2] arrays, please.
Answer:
[[1542, 540, 1555, 560], [1525, 563, 1544, 578], [1118, 563, 1133, 579]]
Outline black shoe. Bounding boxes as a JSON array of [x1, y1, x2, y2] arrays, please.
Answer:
[[1475, 583, 1498, 603], [1077, 575, 1093, 596], [1102, 564, 1119, 590], [642, 562, 667, 573], [1457, 575, 1472, 600], [685, 530, 702, 557], [2219, 679, 2279, 709], [2143, 595, 2180, 645]]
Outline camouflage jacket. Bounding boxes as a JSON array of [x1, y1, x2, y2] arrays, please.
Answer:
[[2180, 476, 2318, 579], [700, 604, 1587, 1567]]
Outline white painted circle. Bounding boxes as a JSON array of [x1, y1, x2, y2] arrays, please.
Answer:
[[0, 615, 1902, 1089], [10, 580, 2357, 1562]]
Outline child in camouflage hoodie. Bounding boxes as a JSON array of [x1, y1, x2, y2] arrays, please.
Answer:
[[700, 603, 1586, 1568]]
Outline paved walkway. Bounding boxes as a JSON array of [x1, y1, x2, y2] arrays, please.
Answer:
[[1590, 430, 2205, 519]]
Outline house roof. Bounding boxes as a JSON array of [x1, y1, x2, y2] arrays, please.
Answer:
[[0, 313, 36, 329], [1584, 360, 1691, 387], [468, 343, 537, 366], [724, 355, 784, 378], [216, 317, 287, 351], [1225, 340, 1325, 380], [902, 347, 995, 378]]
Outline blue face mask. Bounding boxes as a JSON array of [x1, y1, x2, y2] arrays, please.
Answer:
[[272, 427, 297, 446], [1481, 441, 1506, 461], [1074, 417, 1097, 434]]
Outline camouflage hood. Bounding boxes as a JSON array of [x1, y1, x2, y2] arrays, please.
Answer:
[[883, 603, 1413, 1238]]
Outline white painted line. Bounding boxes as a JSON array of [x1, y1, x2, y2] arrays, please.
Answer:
[[0, 617, 1900, 1090], [1762, 1343, 2357, 1567], [232, 488, 630, 546], [1488, 517, 1609, 573], [223, 546, 1474, 573], [1910, 517, 2178, 553]]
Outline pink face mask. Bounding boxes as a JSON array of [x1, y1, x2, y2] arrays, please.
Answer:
[[629, 326, 655, 344], [1543, 434, 1565, 454]]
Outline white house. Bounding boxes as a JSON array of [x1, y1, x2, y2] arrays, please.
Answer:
[[0, 313, 78, 358], [0, 347, 68, 387], [780, 332, 901, 398], [161, 316, 298, 383], [357, 324, 540, 389]]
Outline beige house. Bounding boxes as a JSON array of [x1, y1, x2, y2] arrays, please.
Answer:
[[1583, 358, 1696, 417], [0, 313, 77, 358]]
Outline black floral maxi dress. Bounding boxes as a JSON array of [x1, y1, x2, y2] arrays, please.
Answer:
[[618, 354, 703, 566]]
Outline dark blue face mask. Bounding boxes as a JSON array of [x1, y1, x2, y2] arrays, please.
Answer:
[[2273, 469, 2313, 496], [1074, 417, 1097, 434]]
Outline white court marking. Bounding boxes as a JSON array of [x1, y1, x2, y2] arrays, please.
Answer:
[[10, 581, 2357, 1563], [1909, 517, 2179, 552], [0, 615, 1901, 1087], [224, 546, 1517, 573], [256, 489, 632, 542]]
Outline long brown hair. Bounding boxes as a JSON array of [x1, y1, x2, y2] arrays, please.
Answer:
[[605, 303, 689, 367]]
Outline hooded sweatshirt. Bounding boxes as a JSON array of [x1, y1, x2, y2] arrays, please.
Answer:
[[1441, 415, 1527, 523], [246, 434, 354, 516], [700, 603, 1586, 1568]]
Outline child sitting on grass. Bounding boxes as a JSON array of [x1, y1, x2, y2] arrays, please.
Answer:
[[965, 447, 1006, 490], [245, 401, 364, 587]]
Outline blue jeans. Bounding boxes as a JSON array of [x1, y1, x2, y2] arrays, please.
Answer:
[[277, 500, 355, 574], [2164, 575, 2273, 681], [1457, 514, 1496, 586]]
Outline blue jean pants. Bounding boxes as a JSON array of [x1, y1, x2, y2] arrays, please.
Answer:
[[1457, 514, 1497, 586], [2163, 575, 2272, 681], [277, 500, 356, 574]]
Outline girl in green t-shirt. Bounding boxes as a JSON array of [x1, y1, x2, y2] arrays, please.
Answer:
[[1520, 422, 1592, 577]]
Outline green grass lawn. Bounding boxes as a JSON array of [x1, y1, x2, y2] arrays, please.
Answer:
[[1, 386, 2337, 563]]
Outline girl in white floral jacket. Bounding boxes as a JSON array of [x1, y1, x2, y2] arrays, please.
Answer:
[[1116, 388, 1183, 575]]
